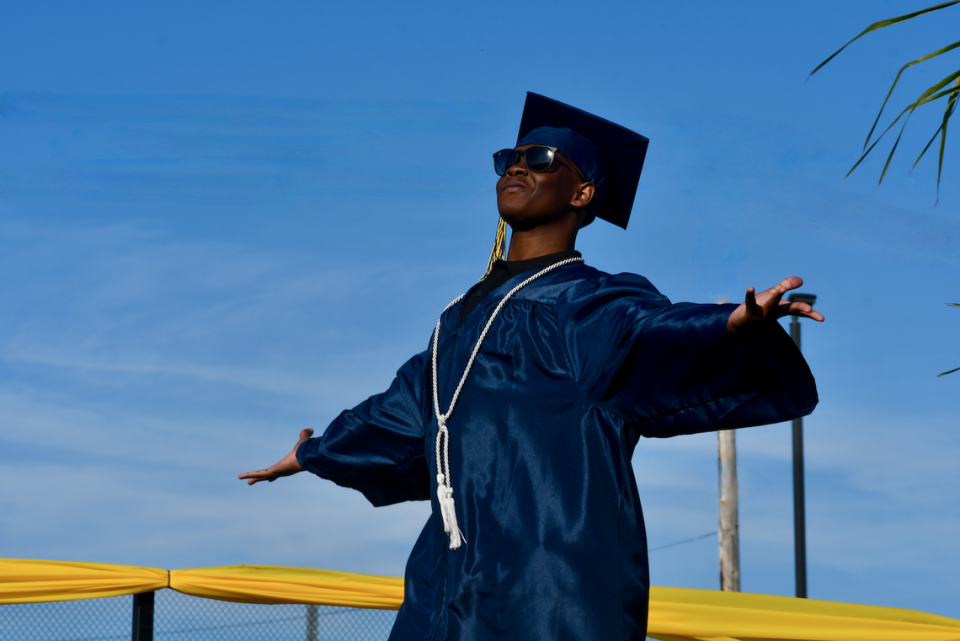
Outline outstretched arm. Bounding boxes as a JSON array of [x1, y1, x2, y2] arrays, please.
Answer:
[[238, 428, 313, 485], [557, 272, 820, 437], [235, 348, 432, 506], [727, 276, 824, 336]]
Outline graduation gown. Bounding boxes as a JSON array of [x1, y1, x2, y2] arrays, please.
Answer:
[[297, 262, 817, 641]]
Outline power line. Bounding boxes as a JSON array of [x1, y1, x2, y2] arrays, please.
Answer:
[[649, 530, 718, 553]]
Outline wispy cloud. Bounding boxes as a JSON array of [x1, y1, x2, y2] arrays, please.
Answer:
[[0, 217, 443, 575], [0, 460, 430, 575], [0, 93, 498, 203], [0, 220, 442, 412]]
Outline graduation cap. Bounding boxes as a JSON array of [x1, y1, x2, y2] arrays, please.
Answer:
[[516, 92, 649, 230], [482, 93, 649, 278]]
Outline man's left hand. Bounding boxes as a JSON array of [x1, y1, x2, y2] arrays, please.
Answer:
[[727, 276, 824, 336]]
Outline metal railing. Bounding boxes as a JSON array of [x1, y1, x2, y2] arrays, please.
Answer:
[[0, 590, 397, 641]]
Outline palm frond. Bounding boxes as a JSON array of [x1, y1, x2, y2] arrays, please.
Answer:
[[842, 71, 960, 182], [908, 69, 960, 110], [940, 304, 960, 376], [810, 0, 960, 76], [878, 115, 913, 185], [863, 39, 960, 150], [912, 123, 945, 170], [935, 78, 960, 199], [909, 83, 959, 175]]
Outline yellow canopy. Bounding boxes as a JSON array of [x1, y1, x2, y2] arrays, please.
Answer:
[[3, 559, 960, 641], [648, 586, 960, 641], [170, 564, 403, 610], [0, 559, 168, 604]]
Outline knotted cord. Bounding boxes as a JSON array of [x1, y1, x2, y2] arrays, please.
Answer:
[[431, 256, 584, 550]]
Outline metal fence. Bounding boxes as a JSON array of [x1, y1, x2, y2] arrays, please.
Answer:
[[0, 590, 397, 641]]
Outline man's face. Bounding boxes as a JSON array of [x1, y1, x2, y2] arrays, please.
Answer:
[[496, 145, 593, 231]]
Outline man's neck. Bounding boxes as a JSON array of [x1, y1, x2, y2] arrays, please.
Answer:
[[506, 220, 579, 261]]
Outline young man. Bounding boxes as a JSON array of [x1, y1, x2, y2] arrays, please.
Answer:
[[240, 94, 823, 641]]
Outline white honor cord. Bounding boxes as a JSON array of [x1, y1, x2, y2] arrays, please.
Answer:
[[431, 256, 584, 550]]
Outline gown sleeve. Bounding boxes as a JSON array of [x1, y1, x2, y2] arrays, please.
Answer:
[[295, 349, 432, 506], [557, 273, 818, 438]]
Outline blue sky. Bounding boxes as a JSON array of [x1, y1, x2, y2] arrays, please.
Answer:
[[1, 0, 958, 620]]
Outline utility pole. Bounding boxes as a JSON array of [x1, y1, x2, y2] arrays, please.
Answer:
[[788, 292, 816, 599], [718, 429, 740, 592]]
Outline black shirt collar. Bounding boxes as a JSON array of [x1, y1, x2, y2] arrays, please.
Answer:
[[496, 249, 582, 277], [459, 250, 582, 324]]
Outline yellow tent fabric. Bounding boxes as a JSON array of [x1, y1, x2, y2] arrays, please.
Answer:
[[0, 559, 167, 604], [646, 586, 960, 641], [170, 565, 403, 610], [4, 559, 960, 641]]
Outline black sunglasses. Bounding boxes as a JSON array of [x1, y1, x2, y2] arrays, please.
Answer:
[[493, 145, 588, 181], [492, 145, 562, 176]]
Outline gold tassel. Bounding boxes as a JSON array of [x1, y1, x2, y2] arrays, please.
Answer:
[[481, 217, 507, 279]]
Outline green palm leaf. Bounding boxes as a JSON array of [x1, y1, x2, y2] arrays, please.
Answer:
[[810, 0, 960, 76], [934, 78, 959, 198], [811, 2, 960, 195], [843, 72, 960, 182], [913, 123, 946, 171], [940, 304, 960, 377], [862, 39, 960, 151]]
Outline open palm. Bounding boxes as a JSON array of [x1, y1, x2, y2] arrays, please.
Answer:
[[238, 428, 312, 485]]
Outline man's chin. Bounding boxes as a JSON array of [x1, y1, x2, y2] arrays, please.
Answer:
[[495, 206, 523, 226], [498, 212, 563, 234], [496, 209, 537, 230]]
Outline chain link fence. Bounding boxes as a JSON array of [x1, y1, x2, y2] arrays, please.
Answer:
[[0, 590, 397, 641]]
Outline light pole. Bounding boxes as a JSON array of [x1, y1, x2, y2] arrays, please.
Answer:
[[787, 292, 816, 599]]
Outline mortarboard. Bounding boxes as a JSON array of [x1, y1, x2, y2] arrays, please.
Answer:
[[516, 92, 649, 229]]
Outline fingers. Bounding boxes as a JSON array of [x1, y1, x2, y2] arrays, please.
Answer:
[[240, 429, 313, 487], [238, 467, 271, 480], [238, 469, 275, 485], [239, 468, 274, 479], [778, 276, 804, 292], [764, 277, 802, 295], [776, 300, 825, 322], [741, 277, 823, 325], [763, 277, 801, 307]]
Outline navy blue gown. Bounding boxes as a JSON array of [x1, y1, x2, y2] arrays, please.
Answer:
[[297, 262, 817, 641]]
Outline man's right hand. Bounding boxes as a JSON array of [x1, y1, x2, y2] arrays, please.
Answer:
[[238, 428, 313, 485]]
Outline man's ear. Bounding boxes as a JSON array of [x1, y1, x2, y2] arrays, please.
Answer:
[[571, 181, 595, 210]]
